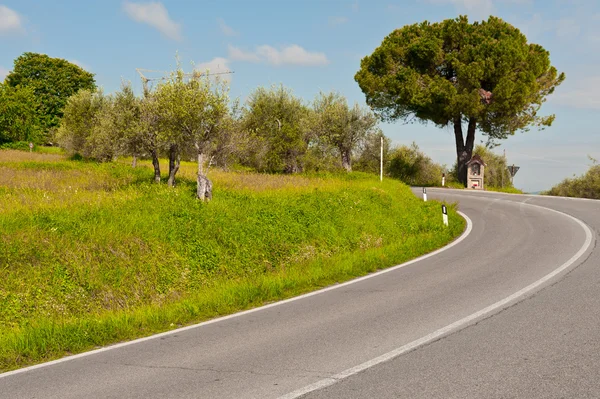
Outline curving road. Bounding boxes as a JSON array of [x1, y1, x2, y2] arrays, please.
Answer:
[[1, 189, 599, 398]]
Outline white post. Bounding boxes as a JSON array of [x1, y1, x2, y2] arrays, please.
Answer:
[[442, 173, 445, 187], [423, 187, 427, 202], [442, 205, 449, 226], [380, 136, 383, 182]]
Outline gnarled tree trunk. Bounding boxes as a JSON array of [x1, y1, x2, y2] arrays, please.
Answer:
[[196, 151, 213, 201], [454, 117, 476, 186], [284, 149, 301, 174], [341, 148, 352, 172], [167, 144, 180, 187], [151, 149, 161, 183]]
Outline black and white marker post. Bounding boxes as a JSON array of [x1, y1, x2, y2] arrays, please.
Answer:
[[442, 204, 448, 226], [422, 187, 427, 202], [442, 173, 445, 187]]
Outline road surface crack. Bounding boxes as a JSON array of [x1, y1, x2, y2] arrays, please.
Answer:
[[96, 361, 331, 379]]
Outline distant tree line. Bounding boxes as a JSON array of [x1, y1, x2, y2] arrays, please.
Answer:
[[3, 52, 522, 197], [54, 66, 388, 199]]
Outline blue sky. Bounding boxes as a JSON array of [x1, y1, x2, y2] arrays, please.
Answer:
[[1, 0, 599, 192]]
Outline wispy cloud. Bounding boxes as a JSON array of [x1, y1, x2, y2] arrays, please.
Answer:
[[123, 2, 182, 41], [329, 16, 349, 26], [0, 5, 24, 34], [228, 45, 261, 62], [217, 18, 237, 36], [351, 1, 359, 12], [228, 44, 329, 67], [0, 66, 9, 81], [195, 57, 232, 83]]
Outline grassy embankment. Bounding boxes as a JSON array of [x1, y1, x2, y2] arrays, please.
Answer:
[[0, 149, 464, 372]]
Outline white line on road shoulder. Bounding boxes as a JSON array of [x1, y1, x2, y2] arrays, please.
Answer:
[[0, 212, 473, 379], [278, 202, 594, 399]]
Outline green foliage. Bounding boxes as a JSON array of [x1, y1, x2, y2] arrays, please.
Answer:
[[243, 85, 309, 173], [353, 129, 391, 174], [0, 84, 42, 145], [5, 53, 96, 132], [311, 91, 379, 171], [543, 162, 600, 199], [0, 153, 464, 370], [355, 16, 564, 138], [387, 142, 444, 186], [55, 89, 106, 158], [472, 145, 514, 188], [112, 82, 144, 158]]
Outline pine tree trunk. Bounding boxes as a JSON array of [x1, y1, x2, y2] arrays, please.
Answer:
[[196, 151, 213, 201], [454, 117, 476, 187], [341, 148, 352, 172], [167, 144, 180, 187], [151, 150, 161, 183]]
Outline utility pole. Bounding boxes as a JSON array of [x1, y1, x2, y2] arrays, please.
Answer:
[[502, 149, 506, 188]]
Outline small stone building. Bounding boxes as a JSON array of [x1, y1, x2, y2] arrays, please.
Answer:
[[466, 155, 486, 190]]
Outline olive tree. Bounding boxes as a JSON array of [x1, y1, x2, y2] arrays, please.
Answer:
[[312, 91, 378, 172], [153, 70, 229, 199], [355, 16, 564, 185], [243, 85, 309, 173], [55, 89, 106, 157]]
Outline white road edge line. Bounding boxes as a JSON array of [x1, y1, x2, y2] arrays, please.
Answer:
[[278, 201, 594, 399], [0, 211, 473, 378]]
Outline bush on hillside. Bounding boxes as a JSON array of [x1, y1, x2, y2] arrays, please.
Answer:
[[387, 142, 445, 186], [543, 163, 600, 199]]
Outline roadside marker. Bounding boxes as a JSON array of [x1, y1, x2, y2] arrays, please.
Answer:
[[423, 187, 427, 202], [442, 204, 448, 226], [442, 173, 445, 187]]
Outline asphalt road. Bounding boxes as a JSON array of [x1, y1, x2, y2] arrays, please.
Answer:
[[1, 189, 597, 398]]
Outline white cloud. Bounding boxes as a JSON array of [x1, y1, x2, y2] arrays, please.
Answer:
[[0, 5, 23, 34], [351, 1, 359, 12], [123, 2, 182, 41], [217, 18, 237, 36], [228, 45, 261, 62], [550, 75, 600, 110], [0, 66, 9, 81], [195, 57, 232, 83], [329, 16, 348, 26], [228, 44, 329, 67]]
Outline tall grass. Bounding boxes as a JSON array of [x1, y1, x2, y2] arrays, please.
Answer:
[[0, 150, 464, 371]]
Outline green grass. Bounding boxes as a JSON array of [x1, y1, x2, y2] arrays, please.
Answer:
[[0, 150, 465, 371], [485, 186, 524, 194]]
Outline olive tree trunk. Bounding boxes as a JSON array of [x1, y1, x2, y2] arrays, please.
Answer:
[[196, 151, 213, 201], [167, 144, 180, 187], [341, 148, 352, 172], [454, 117, 476, 186], [151, 149, 161, 183], [132, 154, 137, 168]]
